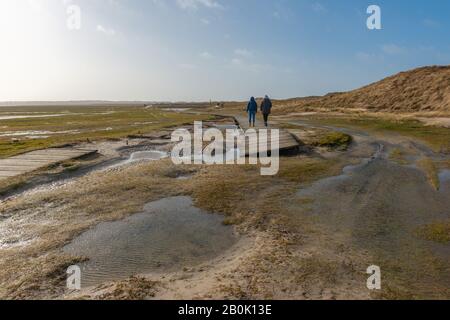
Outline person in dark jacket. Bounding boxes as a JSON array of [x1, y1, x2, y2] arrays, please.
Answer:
[[246, 97, 258, 127], [260, 95, 272, 127]]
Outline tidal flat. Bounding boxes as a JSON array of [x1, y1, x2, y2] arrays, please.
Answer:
[[0, 104, 449, 300]]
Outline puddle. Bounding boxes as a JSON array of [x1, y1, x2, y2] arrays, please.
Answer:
[[176, 174, 193, 180], [214, 124, 239, 130], [128, 150, 168, 162], [298, 143, 384, 198], [439, 169, 450, 182], [439, 169, 450, 191], [0, 112, 115, 121], [26, 136, 50, 139], [0, 130, 79, 137], [177, 148, 242, 164], [0, 114, 72, 120], [165, 108, 191, 113], [106, 150, 168, 170], [63, 196, 237, 287], [0, 239, 35, 250], [0, 115, 56, 120]]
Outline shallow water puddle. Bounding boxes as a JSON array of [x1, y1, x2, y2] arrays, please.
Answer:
[[105, 150, 168, 170], [439, 169, 450, 191], [175, 173, 194, 180], [214, 124, 239, 130], [0, 114, 69, 120], [63, 196, 237, 287], [439, 169, 450, 181], [0, 130, 80, 137]]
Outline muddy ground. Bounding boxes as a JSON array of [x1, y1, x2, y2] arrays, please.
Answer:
[[0, 113, 449, 300]]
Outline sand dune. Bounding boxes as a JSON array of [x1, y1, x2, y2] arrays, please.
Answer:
[[278, 66, 450, 114]]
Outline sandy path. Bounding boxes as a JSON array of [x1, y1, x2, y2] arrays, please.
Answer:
[[291, 121, 450, 298]]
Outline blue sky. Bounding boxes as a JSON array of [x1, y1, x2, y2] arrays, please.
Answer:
[[0, 0, 449, 101]]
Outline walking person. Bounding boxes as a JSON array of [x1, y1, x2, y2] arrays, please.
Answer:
[[260, 95, 272, 127], [247, 97, 257, 127]]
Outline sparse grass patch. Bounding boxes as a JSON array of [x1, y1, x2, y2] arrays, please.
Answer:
[[374, 285, 417, 300], [277, 158, 342, 184], [292, 255, 339, 285], [312, 132, 352, 150], [416, 221, 450, 244], [280, 123, 352, 151], [294, 197, 315, 205], [98, 276, 159, 300], [190, 165, 267, 217], [0, 175, 28, 196], [222, 216, 244, 226], [308, 116, 450, 153], [62, 164, 83, 173], [438, 159, 450, 169], [417, 157, 440, 190], [389, 148, 409, 165]]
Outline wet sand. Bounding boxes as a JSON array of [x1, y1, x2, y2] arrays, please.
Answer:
[[291, 120, 450, 298]]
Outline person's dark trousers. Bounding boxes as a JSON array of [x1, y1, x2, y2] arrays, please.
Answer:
[[263, 114, 269, 127]]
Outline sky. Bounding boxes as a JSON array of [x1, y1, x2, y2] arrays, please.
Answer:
[[0, 0, 449, 102]]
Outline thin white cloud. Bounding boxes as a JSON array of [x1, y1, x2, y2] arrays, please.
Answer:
[[176, 0, 223, 11], [151, 0, 165, 6], [96, 25, 116, 36], [311, 2, 326, 13], [231, 58, 242, 65], [381, 44, 406, 55], [423, 19, 439, 28], [200, 51, 213, 59], [271, 3, 294, 21], [234, 48, 253, 58], [355, 52, 379, 62], [228, 59, 289, 74], [230, 49, 258, 69]]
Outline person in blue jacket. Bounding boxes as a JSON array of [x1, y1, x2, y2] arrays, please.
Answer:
[[246, 97, 258, 127]]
